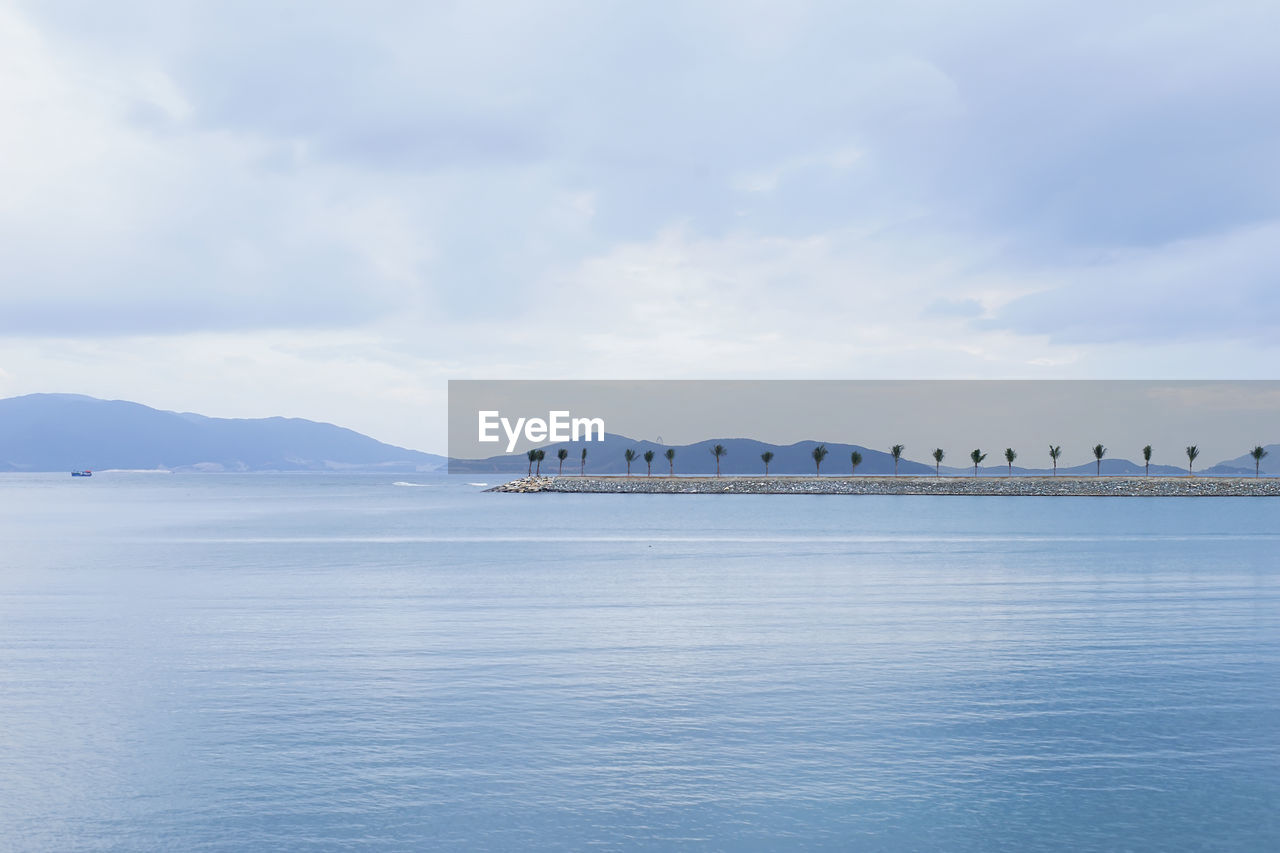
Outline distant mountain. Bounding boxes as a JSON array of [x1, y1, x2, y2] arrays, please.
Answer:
[[0, 394, 445, 472], [1212, 444, 1280, 476], [942, 458, 1188, 477], [452, 435, 1272, 478], [452, 435, 936, 476]]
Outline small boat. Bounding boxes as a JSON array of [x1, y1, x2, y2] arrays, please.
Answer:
[[71, 470, 93, 477]]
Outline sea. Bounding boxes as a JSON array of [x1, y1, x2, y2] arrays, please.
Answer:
[[0, 473, 1277, 851]]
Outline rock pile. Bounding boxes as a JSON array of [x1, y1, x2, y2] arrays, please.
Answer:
[[488, 476, 557, 493], [488, 475, 1280, 497]]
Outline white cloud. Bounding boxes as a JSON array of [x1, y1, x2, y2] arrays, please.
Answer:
[[0, 5, 436, 335], [989, 220, 1280, 343], [1, 0, 1279, 447], [730, 145, 866, 194]]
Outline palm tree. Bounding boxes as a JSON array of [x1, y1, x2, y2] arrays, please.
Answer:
[[556, 447, 568, 476], [970, 449, 987, 476], [526, 448, 537, 476], [890, 444, 904, 476], [1092, 444, 1106, 477], [1143, 445, 1152, 476], [580, 446, 587, 476], [812, 444, 829, 475], [643, 449, 655, 476], [1048, 445, 1061, 476], [665, 447, 676, 477], [932, 448, 944, 477], [1251, 445, 1269, 478], [624, 448, 637, 476], [1185, 445, 1199, 476], [850, 450, 863, 475], [761, 450, 774, 476], [1004, 447, 1017, 476], [711, 444, 727, 477], [534, 448, 545, 476]]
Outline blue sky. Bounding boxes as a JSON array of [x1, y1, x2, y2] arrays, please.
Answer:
[[1, 1, 1277, 451]]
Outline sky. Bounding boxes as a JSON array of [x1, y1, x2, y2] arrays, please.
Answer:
[[1, 1, 1277, 453]]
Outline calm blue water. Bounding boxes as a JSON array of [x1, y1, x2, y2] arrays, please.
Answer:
[[1, 473, 1277, 851]]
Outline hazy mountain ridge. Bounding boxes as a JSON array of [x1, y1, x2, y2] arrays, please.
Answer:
[[0, 394, 445, 472], [452, 434, 1277, 477], [1215, 444, 1280, 476], [452, 435, 930, 476], [4, 394, 1269, 477]]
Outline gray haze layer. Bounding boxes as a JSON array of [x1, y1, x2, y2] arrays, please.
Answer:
[[449, 380, 1280, 470]]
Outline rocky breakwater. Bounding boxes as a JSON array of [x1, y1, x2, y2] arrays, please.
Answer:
[[489, 475, 1280, 496], [489, 476, 557, 493]]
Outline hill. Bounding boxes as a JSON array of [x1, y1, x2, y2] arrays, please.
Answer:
[[452, 436, 1270, 478], [452, 435, 935, 476], [1211, 444, 1280, 476], [0, 394, 444, 472]]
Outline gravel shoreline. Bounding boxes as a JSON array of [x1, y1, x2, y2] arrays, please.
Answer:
[[490, 475, 1280, 496]]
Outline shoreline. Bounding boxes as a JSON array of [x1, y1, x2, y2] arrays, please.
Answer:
[[490, 475, 1280, 496]]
